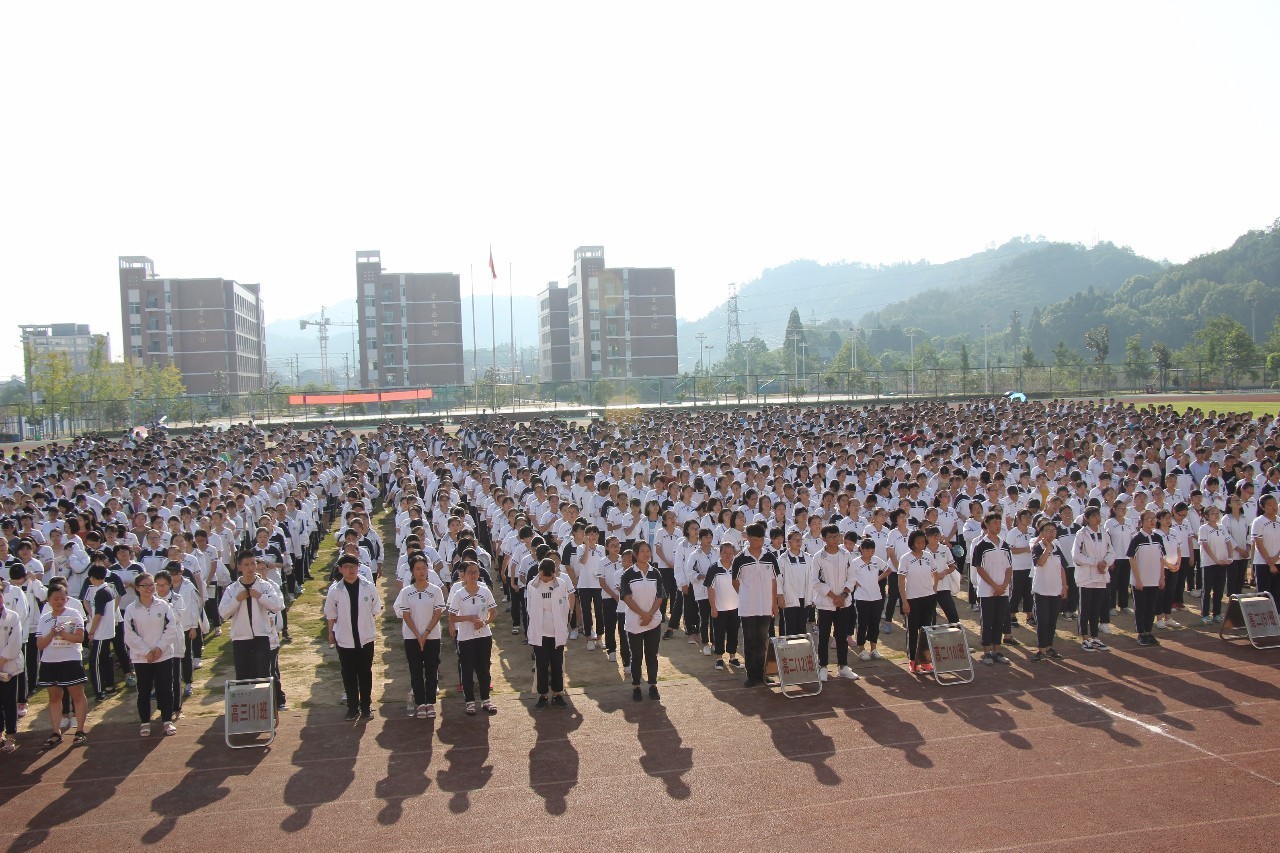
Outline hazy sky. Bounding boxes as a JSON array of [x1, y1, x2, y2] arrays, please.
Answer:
[[3, 1, 1277, 379]]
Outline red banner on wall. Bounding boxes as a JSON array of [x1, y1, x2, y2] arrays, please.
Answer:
[[287, 388, 434, 406]]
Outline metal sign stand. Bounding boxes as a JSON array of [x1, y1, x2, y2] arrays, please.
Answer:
[[922, 623, 975, 685], [765, 633, 823, 698], [224, 678, 276, 749], [1219, 592, 1280, 649]]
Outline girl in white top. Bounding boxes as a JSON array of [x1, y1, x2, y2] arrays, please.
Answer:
[[1223, 495, 1252, 597], [1105, 501, 1137, 616], [1250, 494, 1280, 596], [848, 535, 892, 659], [1030, 521, 1068, 660], [1071, 506, 1114, 649], [393, 555, 447, 718], [0, 600, 23, 752], [122, 572, 180, 736], [525, 558, 574, 708], [897, 530, 937, 673], [1197, 505, 1232, 624], [447, 562, 498, 716], [34, 582, 89, 748]]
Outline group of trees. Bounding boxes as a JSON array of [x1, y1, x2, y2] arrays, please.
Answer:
[[22, 339, 186, 428]]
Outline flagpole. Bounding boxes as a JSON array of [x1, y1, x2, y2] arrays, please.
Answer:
[[469, 264, 477, 391], [490, 247, 497, 413], [509, 261, 516, 416]]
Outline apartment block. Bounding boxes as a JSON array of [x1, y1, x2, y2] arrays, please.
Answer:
[[20, 323, 110, 378], [356, 250, 464, 388]]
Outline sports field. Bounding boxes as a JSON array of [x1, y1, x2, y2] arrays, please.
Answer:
[[4, 502, 1279, 852], [1095, 393, 1280, 418]]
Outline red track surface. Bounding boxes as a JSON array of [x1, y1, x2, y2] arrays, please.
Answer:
[[2, 632, 1277, 852]]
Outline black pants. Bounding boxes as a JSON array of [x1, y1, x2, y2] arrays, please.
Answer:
[[205, 593, 222, 629], [510, 583, 527, 628], [271, 648, 284, 707], [628, 627, 661, 685], [681, 588, 700, 633], [1078, 587, 1107, 638], [713, 608, 739, 656], [1034, 594, 1062, 648], [1064, 566, 1079, 613], [740, 615, 771, 682], [458, 636, 492, 702], [88, 639, 115, 699], [880, 577, 901, 622], [169, 658, 183, 714], [232, 636, 272, 680], [1010, 570, 1033, 616], [855, 599, 882, 647], [1227, 559, 1247, 597], [782, 603, 808, 636], [0, 676, 16, 736], [1258, 563, 1277, 597], [404, 638, 441, 705], [578, 589, 603, 637], [1173, 557, 1191, 602], [22, 638, 38, 699], [816, 607, 851, 668], [936, 590, 960, 624], [906, 595, 936, 662], [180, 631, 195, 685], [659, 567, 684, 630], [112, 623, 132, 675], [135, 660, 174, 724], [1132, 584, 1159, 636], [533, 636, 565, 695], [697, 599, 712, 646], [1158, 569, 1178, 615], [603, 599, 630, 664], [1202, 564, 1228, 617], [337, 642, 375, 712], [980, 595, 1009, 647], [1110, 560, 1132, 610]]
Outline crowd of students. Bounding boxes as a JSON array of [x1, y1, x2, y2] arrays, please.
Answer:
[[1, 395, 1278, 753]]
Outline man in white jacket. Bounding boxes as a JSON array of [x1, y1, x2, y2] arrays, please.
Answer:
[[218, 552, 284, 681], [525, 557, 573, 708], [324, 554, 383, 721]]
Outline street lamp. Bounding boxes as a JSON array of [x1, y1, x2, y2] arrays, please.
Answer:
[[905, 330, 918, 396]]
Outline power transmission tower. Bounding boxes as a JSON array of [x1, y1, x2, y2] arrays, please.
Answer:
[[725, 283, 742, 356]]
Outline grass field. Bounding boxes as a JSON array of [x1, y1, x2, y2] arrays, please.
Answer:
[[1080, 393, 1280, 418]]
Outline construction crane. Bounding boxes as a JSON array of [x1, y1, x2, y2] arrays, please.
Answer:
[[299, 306, 358, 387]]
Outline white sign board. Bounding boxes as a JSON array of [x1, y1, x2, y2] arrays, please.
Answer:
[[224, 679, 275, 747], [769, 635, 822, 698]]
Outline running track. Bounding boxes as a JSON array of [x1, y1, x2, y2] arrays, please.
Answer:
[[2, 631, 1277, 852]]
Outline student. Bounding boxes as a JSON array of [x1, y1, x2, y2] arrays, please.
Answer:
[[448, 561, 498, 716], [1004, 510, 1035, 627], [1127, 510, 1166, 647], [681, 530, 716, 655], [1154, 510, 1183, 630], [0, 594, 22, 753], [573, 525, 604, 650], [218, 551, 284, 680], [898, 530, 937, 675], [123, 571, 180, 736], [599, 539, 630, 666], [168, 565, 203, 694], [706, 542, 741, 672], [526, 557, 573, 708], [810, 524, 857, 680], [972, 512, 1013, 666], [1198, 505, 1232, 624], [1029, 521, 1068, 661], [1071, 506, 1114, 651], [621, 541, 665, 701], [730, 522, 780, 688], [777, 530, 812, 636], [393, 554, 446, 718], [1106, 500, 1137, 621], [34, 581, 89, 748], [849, 535, 891, 660], [324, 554, 383, 721], [153, 569, 189, 717], [926, 526, 962, 625], [1250, 494, 1280, 597]]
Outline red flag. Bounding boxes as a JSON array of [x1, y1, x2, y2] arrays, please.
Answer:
[[488, 246, 497, 280]]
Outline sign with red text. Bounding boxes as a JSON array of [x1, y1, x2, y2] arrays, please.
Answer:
[[224, 679, 275, 748], [768, 635, 821, 697]]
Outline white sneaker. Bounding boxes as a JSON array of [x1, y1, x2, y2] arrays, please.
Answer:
[[858, 650, 872, 661], [586, 641, 596, 651], [838, 666, 859, 680], [163, 722, 177, 736], [607, 652, 616, 662], [193, 658, 203, 669], [569, 630, 578, 640], [870, 648, 884, 660], [140, 724, 151, 737], [702, 644, 712, 656], [589, 632, 598, 640], [1123, 607, 1134, 614], [1099, 623, 1114, 634], [1155, 619, 1167, 629], [62, 715, 73, 731], [818, 668, 829, 681]]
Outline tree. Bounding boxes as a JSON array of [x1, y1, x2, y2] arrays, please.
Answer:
[[1053, 340, 1083, 368], [782, 308, 806, 374], [1150, 341, 1173, 390], [1124, 333, 1151, 386], [1020, 344, 1039, 368], [593, 379, 615, 406], [1222, 326, 1257, 383], [959, 343, 972, 393], [1083, 326, 1110, 365]]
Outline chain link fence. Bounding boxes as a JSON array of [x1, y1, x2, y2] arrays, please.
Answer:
[[2, 359, 1272, 441]]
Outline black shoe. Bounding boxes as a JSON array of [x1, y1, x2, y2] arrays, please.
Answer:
[[551, 694, 567, 708], [662, 629, 673, 640], [344, 709, 359, 721], [360, 709, 374, 721], [1004, 636, 1023, 647], [632, 687, 643, 702], [535, 695, 549, 709], [1031, 651, 1045, 662], [729, 658, 743, 667], [714, 660, 725, 670], [744, 678, 760, 688], [648, 685, 660, 700]]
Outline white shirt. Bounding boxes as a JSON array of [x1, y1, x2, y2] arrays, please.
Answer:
[[447, 583, 497, 642], [393, 583, 447, 640]]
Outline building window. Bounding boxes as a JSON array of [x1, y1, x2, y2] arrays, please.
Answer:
[[369, 339, 378, 350], [383, 308, 396, 322], [130, 324, 141, 337], [129, 303, 141, 316], [146, 296, 159, 309], [590, 330, 600, 342], [384, 331, 396, 344], [365, 296, 375, 308], [366, 316, 376, 328], [131, 346, 142, 358], [149, 340, 161, 353], [146, 318, 160, 331]]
